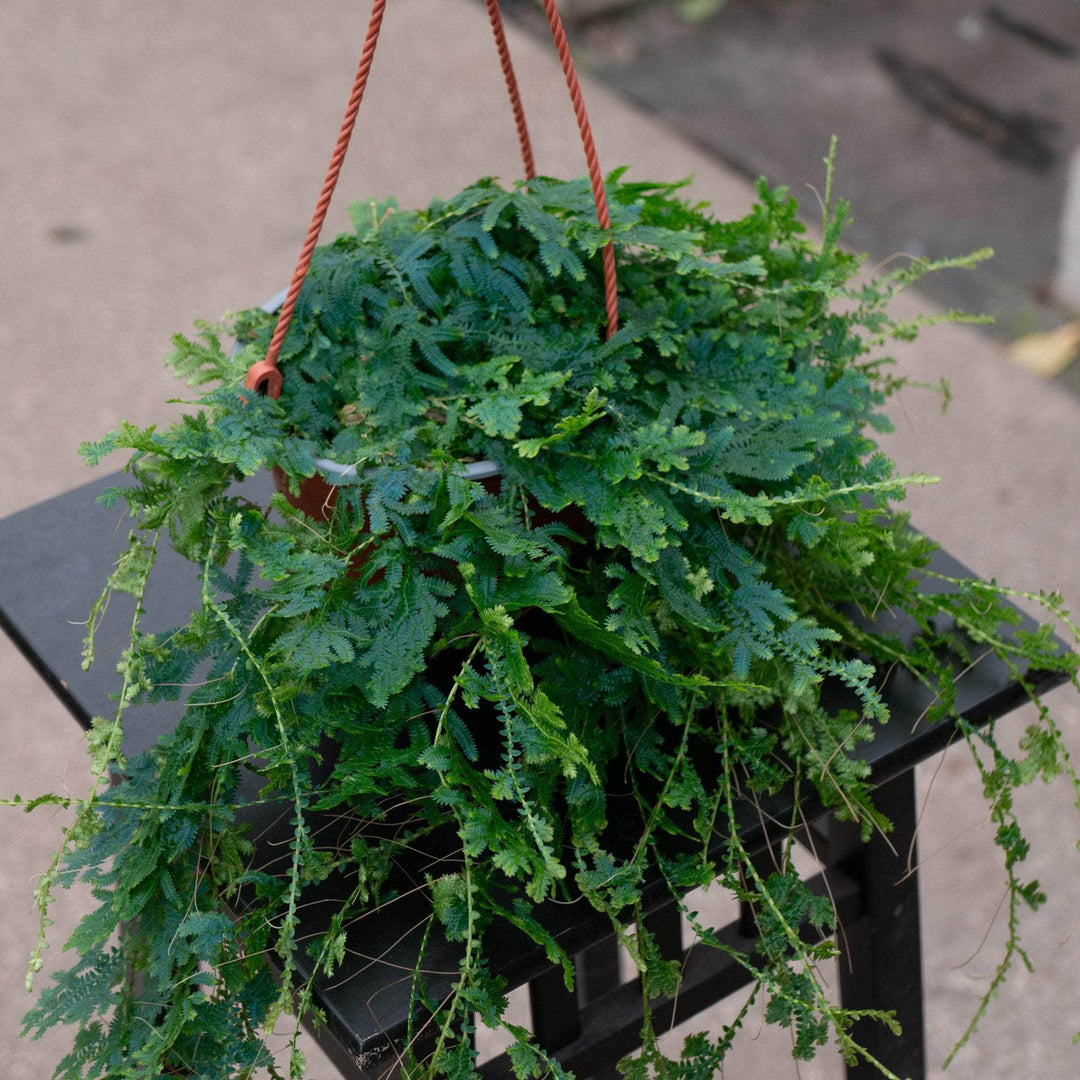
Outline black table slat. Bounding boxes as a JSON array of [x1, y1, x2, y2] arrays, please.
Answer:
[[1, 473, 1072, 1077]]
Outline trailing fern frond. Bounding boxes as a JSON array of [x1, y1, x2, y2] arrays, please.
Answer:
[[12, 169, 1075, 1080]]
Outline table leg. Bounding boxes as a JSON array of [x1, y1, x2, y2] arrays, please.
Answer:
[[836, 768, 926, 1079]]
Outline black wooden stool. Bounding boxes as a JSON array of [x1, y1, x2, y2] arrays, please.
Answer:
[[1, 475, 1068, 1079]]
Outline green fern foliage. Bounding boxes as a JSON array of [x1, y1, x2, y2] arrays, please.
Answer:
[[12, 164, 1078, 1080]]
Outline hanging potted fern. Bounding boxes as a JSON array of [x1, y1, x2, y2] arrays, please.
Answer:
[[13, 3, 1079, 1079]]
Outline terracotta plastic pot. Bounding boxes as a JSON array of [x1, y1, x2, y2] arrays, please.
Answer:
[[246, 289, 502, 521], [273, 457, 501, 522], [250, 293, 582, 537]]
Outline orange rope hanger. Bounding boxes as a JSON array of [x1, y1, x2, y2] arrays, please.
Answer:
[[245, 0, 618, 400]]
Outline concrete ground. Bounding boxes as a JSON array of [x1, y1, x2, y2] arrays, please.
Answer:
[[1, 1, 1077, 1077], [513, 1, 1080, 349]]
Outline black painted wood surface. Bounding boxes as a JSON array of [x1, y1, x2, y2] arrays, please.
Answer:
[[1, 474, 1071, 1078]]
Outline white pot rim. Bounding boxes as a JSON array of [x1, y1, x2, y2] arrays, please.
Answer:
[[313, 457, 500, 485], [257, 291, 501, 486], [256, 291, 500, 486]]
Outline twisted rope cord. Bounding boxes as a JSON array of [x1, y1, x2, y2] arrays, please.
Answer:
[[539, 0, 619, 338], [246, 0, 618, 396], [485, 0, 536, 180], [246, 0, 388, 399]]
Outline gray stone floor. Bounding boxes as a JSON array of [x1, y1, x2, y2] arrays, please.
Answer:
[[510, 2, 1080, 312], [1, 2, 1078, 1077], [505, 0, 1080, 393]]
